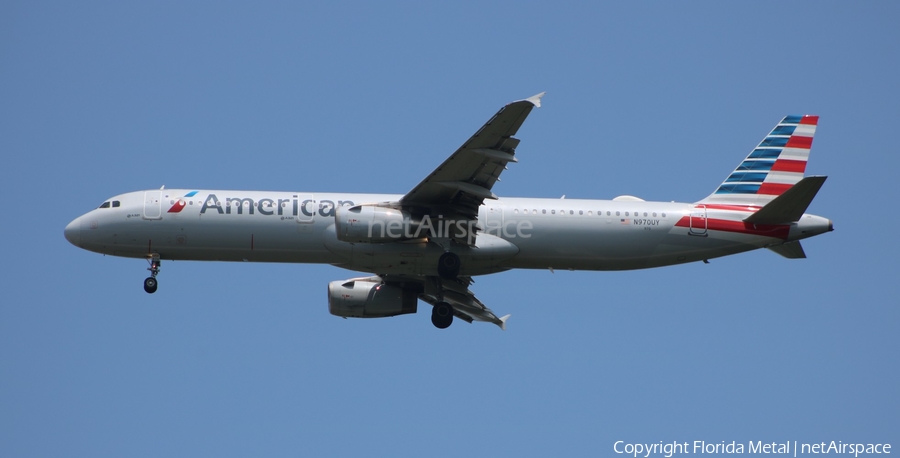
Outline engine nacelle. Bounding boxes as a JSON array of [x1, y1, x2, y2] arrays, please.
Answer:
[[334, 205, 418, 243], [328, 278, 418, 318]]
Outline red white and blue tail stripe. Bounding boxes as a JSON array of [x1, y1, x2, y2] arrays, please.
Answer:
[[700, 115, 818, 206]]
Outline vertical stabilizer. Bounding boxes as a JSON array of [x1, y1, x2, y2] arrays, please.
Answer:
[[700, 115, 818, 206]]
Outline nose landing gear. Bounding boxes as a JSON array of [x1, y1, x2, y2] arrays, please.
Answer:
[[144, 254, 160, 294]]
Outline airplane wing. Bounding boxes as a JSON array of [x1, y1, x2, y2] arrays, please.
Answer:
[[399, 93, 544, 223], [419, 276, 510, 330]]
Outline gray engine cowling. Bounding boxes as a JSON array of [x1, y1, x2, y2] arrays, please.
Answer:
[[334, 205, 418, 243], [328, 278, 418, 318]]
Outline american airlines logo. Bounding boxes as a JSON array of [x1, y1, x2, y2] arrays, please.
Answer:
[[167, 191, 199, 213]]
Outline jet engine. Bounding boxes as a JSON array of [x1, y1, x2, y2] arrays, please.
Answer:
[[328, 278, 418, 318], [334, 205, 418, 243]]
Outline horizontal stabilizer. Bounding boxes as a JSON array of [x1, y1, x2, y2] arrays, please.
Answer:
[[767, 241, 807, 259], [744, 176, 827, 224]]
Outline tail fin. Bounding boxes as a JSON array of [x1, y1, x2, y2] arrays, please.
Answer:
[[699, 115, 819, 206]]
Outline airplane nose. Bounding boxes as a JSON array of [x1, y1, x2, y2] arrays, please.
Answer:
[[64, 217, 81, 247]]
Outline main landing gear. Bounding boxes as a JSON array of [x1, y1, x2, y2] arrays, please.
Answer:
[[432, 253, 459, 328], [431, 302, 454, 329], [144, 254, 160, 294]]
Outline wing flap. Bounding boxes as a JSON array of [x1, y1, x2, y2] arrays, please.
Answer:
[[437, 181, 498, 200], [419, 276, 510, 330]]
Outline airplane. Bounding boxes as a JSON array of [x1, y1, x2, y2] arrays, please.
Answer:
[[64, 93, 833, 330]]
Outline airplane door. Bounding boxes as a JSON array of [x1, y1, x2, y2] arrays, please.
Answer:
[[143, 191, 162, 220], [296, 194, 315, 224], [689, 205, 707, 236]]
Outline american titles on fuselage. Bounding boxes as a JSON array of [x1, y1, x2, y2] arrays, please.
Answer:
[[195, 193, 355, 218], [188, 193, 533, 241]]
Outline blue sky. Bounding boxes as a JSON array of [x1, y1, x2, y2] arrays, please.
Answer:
[[2, 2, 898, 456]]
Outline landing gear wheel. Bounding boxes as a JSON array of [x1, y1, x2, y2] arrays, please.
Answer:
[[144, 254, 161, 294], [431, 302, 454, 329], [143, 277, 158, 294], [437, 252, 460, 280]]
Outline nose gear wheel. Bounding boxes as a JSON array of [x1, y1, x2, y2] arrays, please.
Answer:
[[144, 254, 160, 294]]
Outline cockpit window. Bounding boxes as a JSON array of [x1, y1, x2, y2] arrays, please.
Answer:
[[112, 201, 120, 207], [99, 202, 111, 209]]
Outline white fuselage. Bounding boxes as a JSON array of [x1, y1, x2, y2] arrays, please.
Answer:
[[64, 189, 832, 277]]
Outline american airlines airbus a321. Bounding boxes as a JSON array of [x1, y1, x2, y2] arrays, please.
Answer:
[[65, 93, 833, 330]]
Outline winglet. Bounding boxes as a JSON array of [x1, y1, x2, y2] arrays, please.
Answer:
[[524, 92, 546, 108], [498, 314, 511, 331]]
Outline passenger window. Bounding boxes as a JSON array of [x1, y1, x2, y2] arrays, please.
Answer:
[[625, 212, 629, 216], [542, 209, 546, 214], [570, 210, 574, 215], [644, 212, 648, 217], [99, 202, 110, 209], [579, 210, 583, 215], [607, 211, 611, 216], [616, 211, 620, 216], [653, 212, 657, 217], [112, 201, 120, 207], [662, 213, 667, 217], [551, 210, 556, 215]]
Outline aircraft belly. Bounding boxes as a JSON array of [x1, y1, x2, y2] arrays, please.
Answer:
[[504, 219, 669, 270], [500, 214, 778, 271], [101, 213, 338, 263], [646, 234, 757, 267], [323, 225, 515, 276]]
